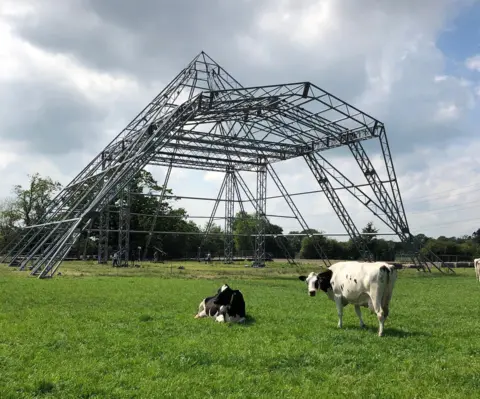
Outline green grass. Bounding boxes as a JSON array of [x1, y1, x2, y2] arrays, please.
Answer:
[[0, 260, 479, 398]]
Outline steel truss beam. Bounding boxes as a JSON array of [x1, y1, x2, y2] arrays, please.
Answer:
[[2, 51, 440, 277]]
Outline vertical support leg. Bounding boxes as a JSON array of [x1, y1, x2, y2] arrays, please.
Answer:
[[224, 167, 235, 264], [118, 184, 131, 267], [82, 219, 93, 260], [98, 206, 110, 264], [253, 161, 267, 267]]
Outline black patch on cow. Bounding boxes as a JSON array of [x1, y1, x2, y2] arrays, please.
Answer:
[[214, 286, 246, 318], [316, 269, 333, 292], [203, 295, 222, 317]]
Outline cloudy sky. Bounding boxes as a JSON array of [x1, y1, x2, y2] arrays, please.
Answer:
[[1, 0, 479, 241]]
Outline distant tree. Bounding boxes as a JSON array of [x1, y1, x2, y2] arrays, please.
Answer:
[[472, 228, 480, 244], [299, 229, 327, 259], [11, 173, 62, 226], [362, 221, 378, 244]]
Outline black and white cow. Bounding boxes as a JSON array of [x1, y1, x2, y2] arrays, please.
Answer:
[[299, 261, 397, 337], [194, 284, 246, 323]]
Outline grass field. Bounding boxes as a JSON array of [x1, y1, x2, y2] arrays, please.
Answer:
[[1, 260, 479, 398]]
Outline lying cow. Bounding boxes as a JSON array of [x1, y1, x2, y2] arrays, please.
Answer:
[[299, 261, 397, 337], [194, 284, 246, 323], [475, 258, 480, 282]]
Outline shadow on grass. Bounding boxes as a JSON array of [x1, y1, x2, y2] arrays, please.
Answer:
[[332, 324, 430, 338], [225, 314, 256, 328], [242, 314, 256, 326], [382, 327, 431, 338], [357, 325, 431, 338]]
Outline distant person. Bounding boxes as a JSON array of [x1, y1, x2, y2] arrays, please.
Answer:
[[112, 251, 119, 267]]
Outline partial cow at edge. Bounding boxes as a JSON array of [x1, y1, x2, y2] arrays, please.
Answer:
[[194, 284, 246, 323], [299, 261, 397, 337], [474, 258, 480, 282]]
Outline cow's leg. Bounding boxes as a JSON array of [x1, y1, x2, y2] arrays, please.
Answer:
[[370, 284, 389, 337], [334, 296, 344, 328], [194, 300, 208, 319], [372, 297, 386, 337], [215, 305, 228, 323], [377, 312, 386, 337], [354, 305, 365, 328]]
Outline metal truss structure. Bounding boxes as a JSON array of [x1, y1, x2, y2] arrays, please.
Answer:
[[0, 51, 454, 278]]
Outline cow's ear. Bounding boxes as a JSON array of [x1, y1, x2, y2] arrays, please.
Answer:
[[298, 276, 307, 281]]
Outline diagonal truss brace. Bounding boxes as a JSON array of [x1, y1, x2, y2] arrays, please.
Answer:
[[267, 164, 330, 266], [143, 163, 173, 260], [234, 172, 296, 265], [304, 153, 373, 261], [198, 173, 228, 255]]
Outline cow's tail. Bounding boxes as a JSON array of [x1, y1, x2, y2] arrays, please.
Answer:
[[378, 265, 397, 317]]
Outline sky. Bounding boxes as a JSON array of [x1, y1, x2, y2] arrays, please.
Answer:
[[0, 0, 479, 241]]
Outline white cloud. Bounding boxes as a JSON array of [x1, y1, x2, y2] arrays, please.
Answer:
[[465, 54, 480, 71], [203, 171, 225, 182]]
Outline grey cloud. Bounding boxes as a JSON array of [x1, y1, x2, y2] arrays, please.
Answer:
[[7, 0, 273, 80], [0, 79, 104, 155]]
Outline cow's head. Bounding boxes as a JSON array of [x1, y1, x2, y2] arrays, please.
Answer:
[[298, 270, 333, 296], [214, 284, 234, 306]]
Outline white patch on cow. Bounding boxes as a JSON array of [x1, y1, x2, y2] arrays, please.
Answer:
[[215, 314, 225, 323], [194, 299, 207, 318], [304, 272, 319, 295], [474, 258, 480, 282], [220, 284, 229, 292]]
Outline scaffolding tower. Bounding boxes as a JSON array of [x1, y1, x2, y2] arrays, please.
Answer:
[[0, 51, 454, 277]]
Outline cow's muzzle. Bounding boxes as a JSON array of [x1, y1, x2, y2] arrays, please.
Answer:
[[309, 291, 316, 297]]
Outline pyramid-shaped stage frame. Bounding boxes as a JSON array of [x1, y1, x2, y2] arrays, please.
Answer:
[[0, 51, 454, 278]]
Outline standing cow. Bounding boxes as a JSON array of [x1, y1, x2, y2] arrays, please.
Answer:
[[299, 261, 397, 337], [474, 258, 480, 282]]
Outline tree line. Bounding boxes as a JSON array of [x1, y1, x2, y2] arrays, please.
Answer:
[[1, 173, 479, 261]]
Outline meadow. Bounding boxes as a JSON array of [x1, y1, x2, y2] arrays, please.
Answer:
[[0, 260, 479, 398]]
